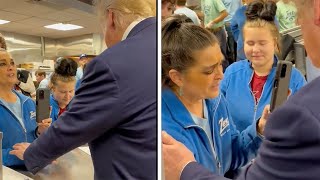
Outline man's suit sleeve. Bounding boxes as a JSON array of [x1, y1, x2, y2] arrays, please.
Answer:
[[237, 102, 319, 180], [181, 162, 230, 180], [23, 58, 122, 174], [181, 101, 319, 180]]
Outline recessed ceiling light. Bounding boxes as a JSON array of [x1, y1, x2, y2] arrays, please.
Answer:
[[0, 19, 10, 25], [44, 23, 83, 31]]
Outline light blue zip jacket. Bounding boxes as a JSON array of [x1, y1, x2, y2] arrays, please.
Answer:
[[0, 91, 37, 166], [220, 59, 306, 132], [162, 88, 262, 175]]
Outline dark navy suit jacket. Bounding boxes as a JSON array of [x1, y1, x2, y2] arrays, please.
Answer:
[[181, 76, 320, 180], [24, 17, 157, 180]]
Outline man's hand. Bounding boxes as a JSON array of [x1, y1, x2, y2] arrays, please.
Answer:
[[162, 131, 195, 180], [9, 142, 30, 160]]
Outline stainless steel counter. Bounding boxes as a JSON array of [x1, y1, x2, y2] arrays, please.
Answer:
[[15, 148, 94, 180], [3, 166, 33, 180]]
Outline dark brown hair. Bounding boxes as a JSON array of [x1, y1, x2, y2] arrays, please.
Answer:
[[162, 0, 176, 5], [35, 70, 46, 77], [162, 14, 219, 88], [0, 33, 7, 50], [176, 0, 186, 6], [244, 0, 281, 54], [50, 57, 77, 88]]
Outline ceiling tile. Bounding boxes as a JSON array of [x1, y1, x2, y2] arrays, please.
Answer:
[[64, 8, 97, 19], [0, 10, 30, 21], [3, 2, 58, 16], [41, 11, 82, 22], [0, 0, 27, 10], [0, 1, 100, 38], [16, 17, 57, 27]]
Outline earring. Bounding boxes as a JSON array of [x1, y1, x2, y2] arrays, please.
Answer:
[[179, 87, 183, 96]]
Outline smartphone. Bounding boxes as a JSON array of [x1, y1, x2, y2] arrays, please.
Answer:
[[270, 61, 293, 112], [36, 88, 50, 123]]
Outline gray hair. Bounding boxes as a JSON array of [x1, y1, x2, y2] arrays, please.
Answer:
[[93, 0, 156, 30]]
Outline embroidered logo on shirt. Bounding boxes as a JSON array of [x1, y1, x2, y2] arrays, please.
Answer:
[[30, 111, 36, 119], [219, 118, 230, 136]]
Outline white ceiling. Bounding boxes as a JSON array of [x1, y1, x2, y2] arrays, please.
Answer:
[[0, 0, 101, 39]]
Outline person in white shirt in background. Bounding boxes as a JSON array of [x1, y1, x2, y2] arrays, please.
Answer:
[[35, 70, 49, 89], [17, 70, 36, 98], [76, 54, 88, 81], [174, 0, 201, 25]]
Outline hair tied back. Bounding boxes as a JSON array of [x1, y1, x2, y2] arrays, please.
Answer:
[[246, 0, 277, 22]]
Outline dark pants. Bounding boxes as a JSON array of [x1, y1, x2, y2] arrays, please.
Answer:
[[225, 23, 237, 64], [213, 27, 229, 72]]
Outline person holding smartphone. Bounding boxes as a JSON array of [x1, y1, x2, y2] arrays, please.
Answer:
[[0, 49, 51, 167], [163, 0, 320, 179], [49, 57, 77, 122], [220, 0, 306, 133]]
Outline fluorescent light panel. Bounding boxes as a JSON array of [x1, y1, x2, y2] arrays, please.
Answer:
[[44, 23, 83, 31], [0, 19, 10, 25]]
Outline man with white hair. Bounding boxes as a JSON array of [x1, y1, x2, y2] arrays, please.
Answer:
[[10, 0, 157, 179]]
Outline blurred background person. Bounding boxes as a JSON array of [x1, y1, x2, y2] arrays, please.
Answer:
[[76, 53, 88, 81], [276, 0, 298, 31], [186, 0, 201, 10], [15, 70, 36, 98], [35, 70, 49, 89], [162, 0, 177, 20], [202, 0, 229, 70], [174, 0, 201, 25], [0, 33, 7, 50], [29, 70, 48, 99], [222, 0, 242, 64]]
